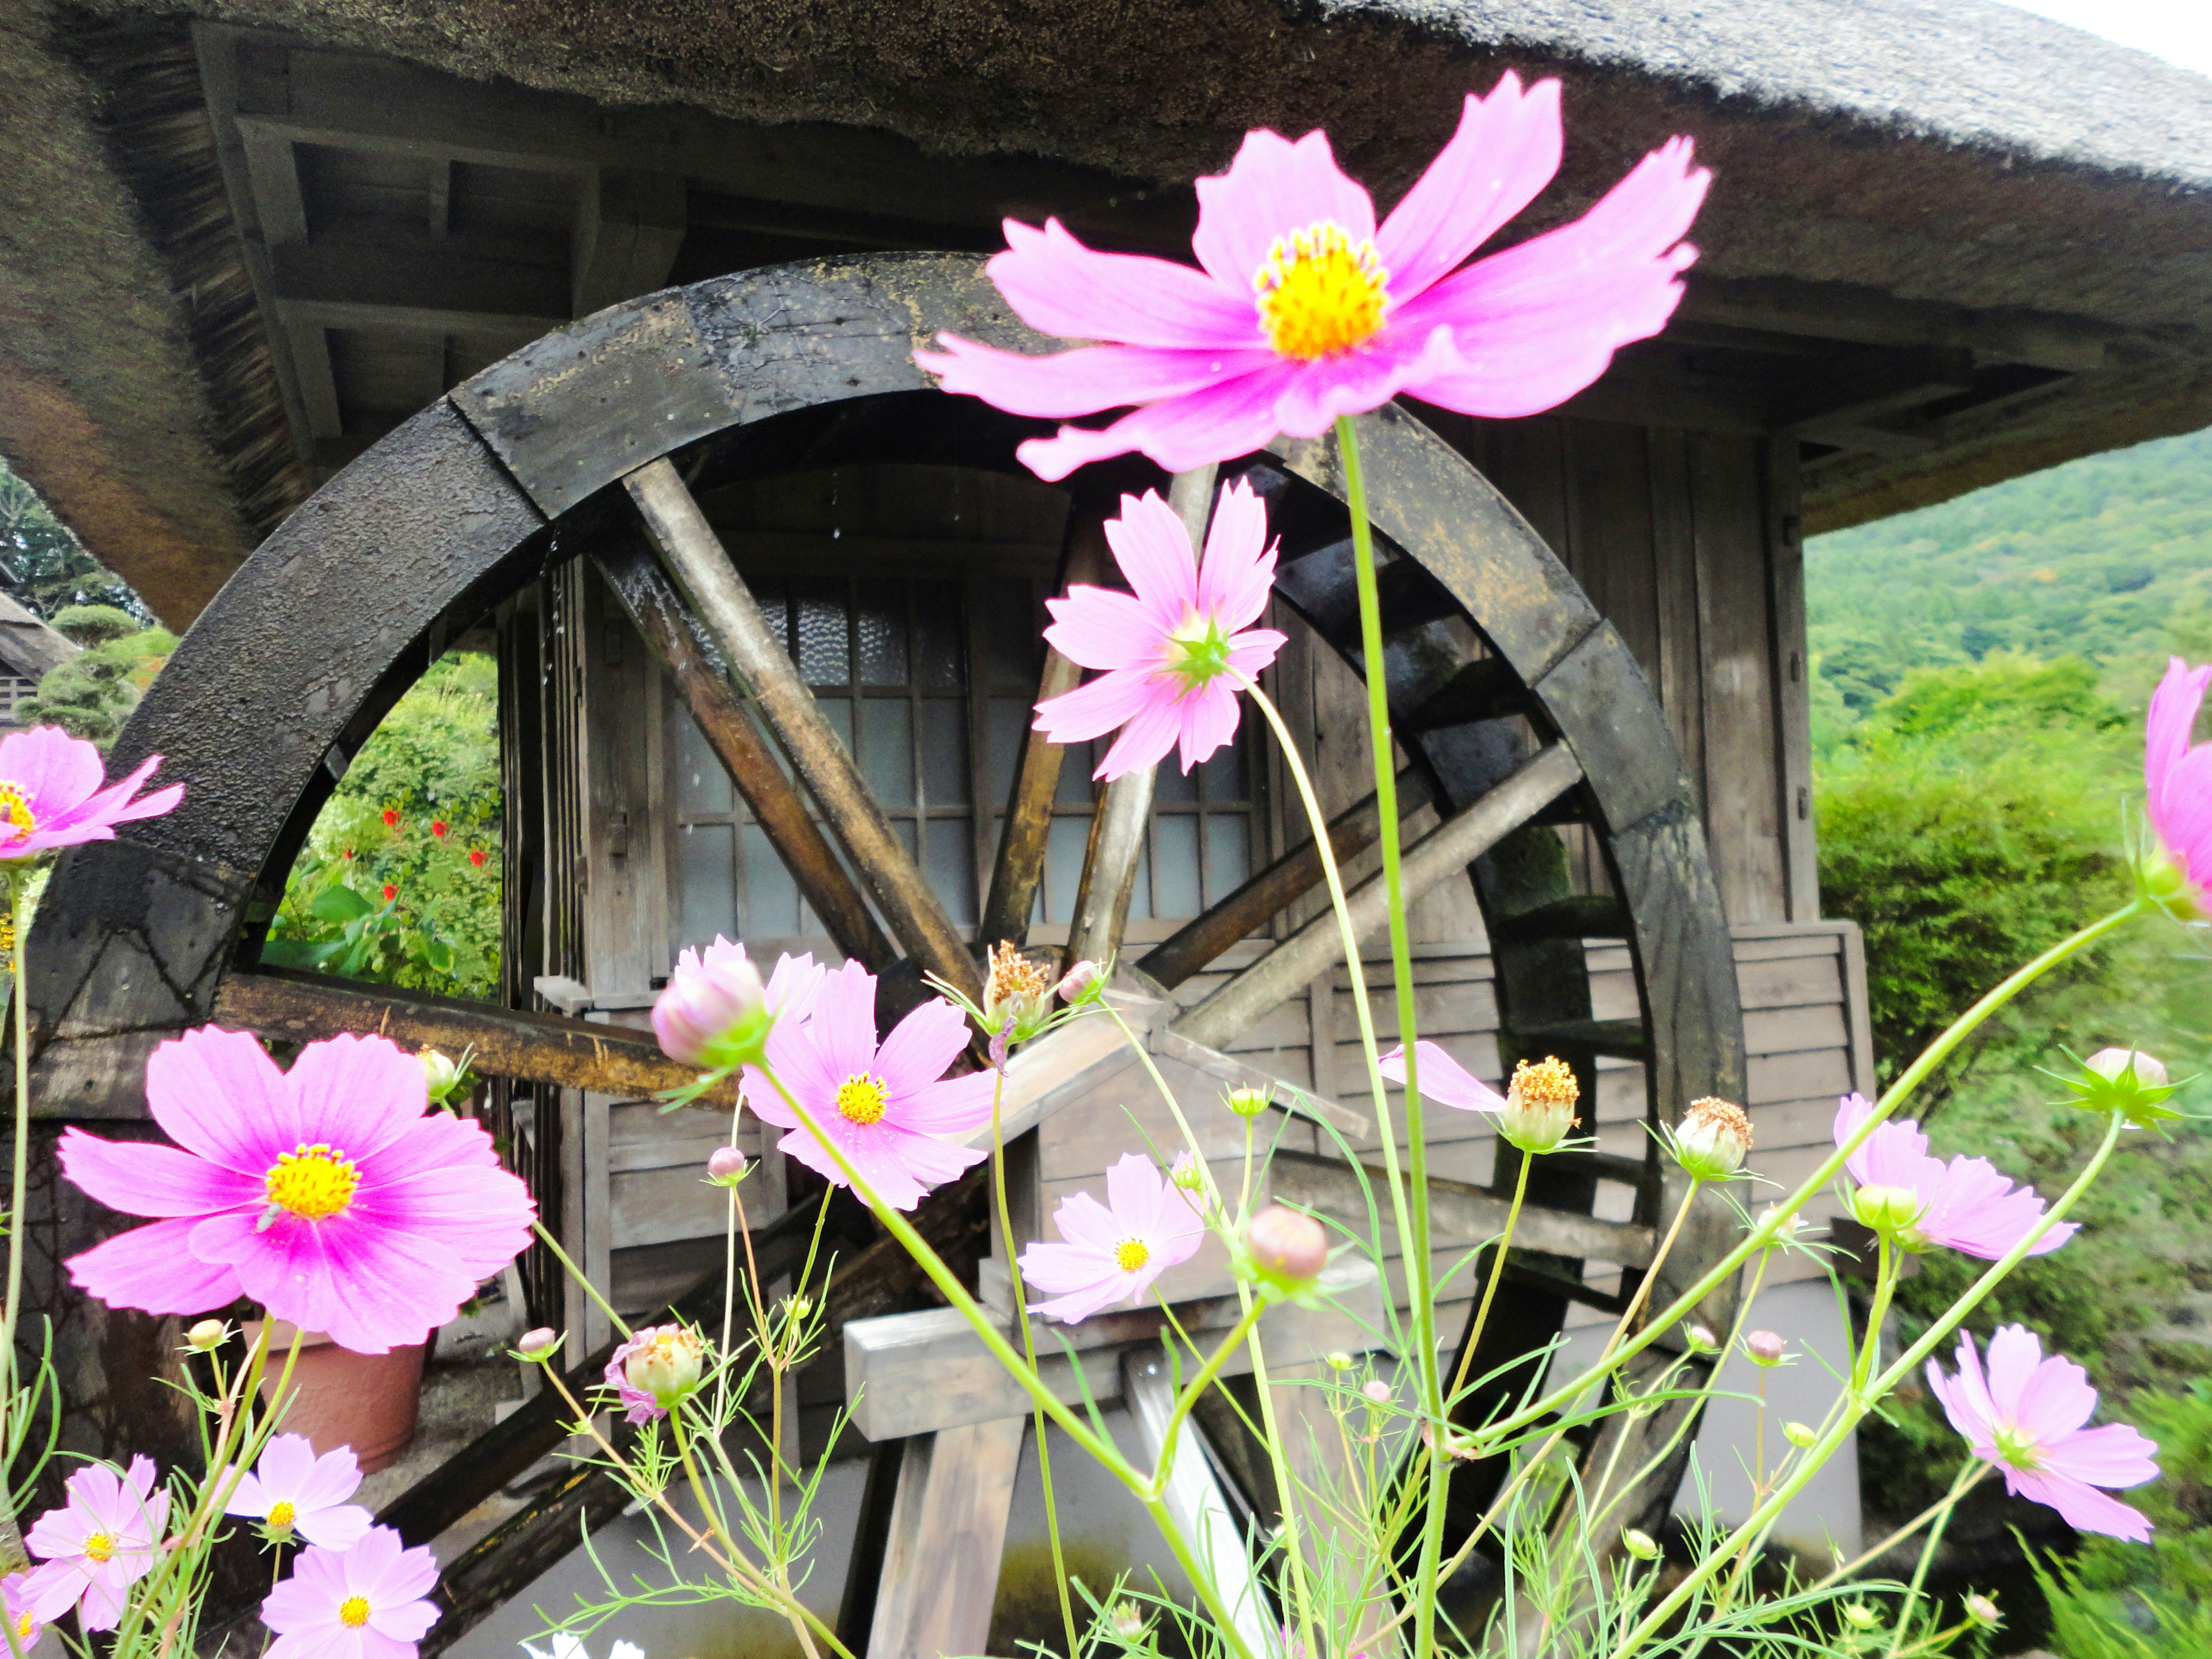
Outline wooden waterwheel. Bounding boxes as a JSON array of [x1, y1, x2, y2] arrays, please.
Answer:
[[25, 253, 1744, 1654]]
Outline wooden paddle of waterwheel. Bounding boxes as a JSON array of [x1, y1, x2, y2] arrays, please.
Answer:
[[22, 252, 1743, 1654]]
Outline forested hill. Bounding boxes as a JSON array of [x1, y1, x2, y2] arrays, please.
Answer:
[[1807, 423, 2212, 715]]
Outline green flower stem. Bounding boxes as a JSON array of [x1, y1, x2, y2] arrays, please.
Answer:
[[1475, 896, 2146, 1455], [0, 867, 32, 1577], [1154, 1300, 1267, 1478], [1608, 1106, 2128, 1659], [1881, 1460, 1986, 1659], [1448, 1152, 1531, 1405], [675, 1415, 823, 1659], [987, 1061, 1080, 1659], [532, 1218, 635, 1345], [1809, 1462, 1990, 1592], [1855, 1235, 1899, 1394]]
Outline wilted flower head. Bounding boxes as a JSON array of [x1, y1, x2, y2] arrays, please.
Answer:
[[2141, 657, 2211, 920], [1834, 1093, 2075, 1260], [1926, 1325, 2158, 1541], [1107, 1601, 1148, 1642], [605, 1324, 709, 1423], [1673, 1097, 1751, 1180], [983, 941, 1055, 1040], [1501, 1056, 1580, 1154], [2061, 1047, 2181, 1129], [1246, 1204, 1328, 1287]]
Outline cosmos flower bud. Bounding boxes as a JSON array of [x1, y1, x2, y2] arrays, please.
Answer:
[[1168, 1150, 1210, 1205], [2063, 1047, 2181, 1128], [1840, 1603, 1879, 1631], [1620, 1528, 1661, 1561], [786, 1293, 815, 1323], [984, 942, 1056, 1043], [1324, 1350, 1354, 1372], [1673, 1097, 1752, 1180], [1782, 1421, 1819, 1449], [706, 1145, 749, 1187], [1056, 959, 1100, 1002], [516, 1327, 559, 1361], [1963, 1592, 2001, 1628], [1108, 1601, 1147, 1641], [1684, 1323, 1719, 1354], [419, 1047, 465, 1106], [1746, 1330, 1786, 1367], [1362, 1379, 1393, 1405], [1246, 1204, 1328, 1286], [621, 1325, 708, 1408], [1501, 1056, 1579, 1153], [1850, 1182, 1926, 1238], [185, 1318, 228, 1351], [653, 941, 770, 1070], [1225, 1082, 1273, 1119]]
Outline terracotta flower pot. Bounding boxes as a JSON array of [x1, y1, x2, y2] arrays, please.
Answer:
[[248, 1321, 426, 1474]]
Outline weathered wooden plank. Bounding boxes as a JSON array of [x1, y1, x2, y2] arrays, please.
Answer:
[[1647, 426, 1707, 816], [1764, 438, 1819, 921], [1745, 1002, 1849, 1058], [211, 969, 726, 1101], [571, 168, 687, 317], [1270, 1149, 1658, 1264], [1737, 950, 1845, 1010], [626, 457, 982, 1002], [868, 1416, 1027, 1659], [1174, 744, 1583, 1050], [1749, 1046, 1853, 1105], [1139, 769, 1432, 990], [593, 534, 893, 969]]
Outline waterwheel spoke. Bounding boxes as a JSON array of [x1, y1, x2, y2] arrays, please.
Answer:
[[625, 457, 982, 1002], [1137, 766, 1431, 990], [1172, 743, 1583, 1052], [594, 533, 896, 972], [978, 505, 1109, 946]]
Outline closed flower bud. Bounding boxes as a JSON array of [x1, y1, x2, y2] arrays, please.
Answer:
[[1324, 1350, 1354, 1372], [787, 1293, 814, 1322], [706, 1145, 749, 1187], [185, 1319, 228, 1351], [419, 1047, 464, 1104], [1840, 1602, 1879, 1631], [1501, 1056, 1580, 1153], [1056, 960, 1100, 1002], [517, 1327, 560, 1361], [1782, 1420, 1819, 1449], [1362, 1379, 1393, 1405], [1963, 1592, 2001, 1628], [1850, 1182, 1926, 1238], [653, 942, 770, 1070], [1746, 1330, 1787, 1366], [1168, 1150, 1211, 1208], [1620, 1527, 1661, 1561], [2063, 1046, 2181, 1128], [622, 1325, 708, 1407], [1684, 1323, 1719, 1354], [1673, 1097, 1752, 1180], [1225, 1082, 1273, 1119], [1246, 1204, 1328, 1286]]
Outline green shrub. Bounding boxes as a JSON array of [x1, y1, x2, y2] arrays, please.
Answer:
[[22, 624, 177, 747]]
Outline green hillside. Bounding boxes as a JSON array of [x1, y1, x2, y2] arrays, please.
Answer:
[[1809, 424, 2212, 718]]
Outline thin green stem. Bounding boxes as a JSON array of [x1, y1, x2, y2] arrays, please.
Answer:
[[1476, 897, 2145, 1455], [1448, 1152, 1531, 1404], [0, 869, 31, 1576], [1811, 1463, 1991, 1592], [1609, 1107, 2128, 1658], [1856, 1236, 1899, 1394], [532, 1218, 634, 1344], [1883, 1459, 1976, 1659]]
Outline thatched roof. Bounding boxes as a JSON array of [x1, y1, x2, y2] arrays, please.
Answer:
[[5, 0, 2211, 623], [0, 592, 78, 681]]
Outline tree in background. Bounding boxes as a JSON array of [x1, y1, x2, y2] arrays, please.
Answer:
[[0, 461, 151, 620], [22, 607, 178, 747]]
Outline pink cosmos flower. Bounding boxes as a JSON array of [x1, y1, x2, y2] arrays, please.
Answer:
[[2145, 657, 2211, 910], [261, 1526, 440, 1659], [59, 1027, 535, 1354], [744, 959, 995, 1211], [1377, 1040, 1508, 1115], [23, 1456, 168, 1631], [1926, 1325, 2158, 1541], [1, 1571, 45, 1651], [1019, 1154, 1206, 1323], [1034, 480, 1285, 781], [0, 725, 182, 859], [916, 73, 1708, 480], [653, 940, 825, 1069], [225, 1433, 373, 1550], [1833, 1093, 2075, 1260]]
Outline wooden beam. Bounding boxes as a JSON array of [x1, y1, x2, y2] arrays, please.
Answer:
[[211, 969, 722, 1101], [978, 511, 1105, 946], [1771, 346, 1974, 431], [1172, 744, 1584, 1051], [866, 1417, 1027, 1659], [572, 168, 688, 317], [1680, 275, 2110, 373], [624, 457, 983, 1002], [592, 535, 895, 971], [1137, 768, 1431, 990], [268, 234, 570, 341]]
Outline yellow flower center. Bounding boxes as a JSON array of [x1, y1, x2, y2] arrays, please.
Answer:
[[16, 1612, 34, 1642], [1254, 221, 1391, 360], [1113, 1237, 1150, 1272], [0, 782, 35, 840], [835, 1073, 889, 1126], [264, 1143, 361, 1221], [339, 1596, 372, 1629], [82, 1532, 115, 1564], [267, 1499, 297, 1528]]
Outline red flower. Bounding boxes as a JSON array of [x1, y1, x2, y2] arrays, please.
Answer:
[[343, 848, 355, 861], [468, 849, 487, 868], [430, 820, 448, 839], [381, 883, 397, 902], [381, 809, 400, 829]]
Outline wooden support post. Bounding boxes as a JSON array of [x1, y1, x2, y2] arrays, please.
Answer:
[[625, 457, 983, 1002], [572, 168, 688, 317], [592, 535, 895, 969], [1173, 744, 1584, 1051], [979, 510, 1109, 946], [1123, 1349, 1274, 1657], [1066, 467, 1214, 969], [868, 1418, 1027, 1659]]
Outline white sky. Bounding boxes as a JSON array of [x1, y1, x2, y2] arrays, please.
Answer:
[[1996, 0, 2212, 77]]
